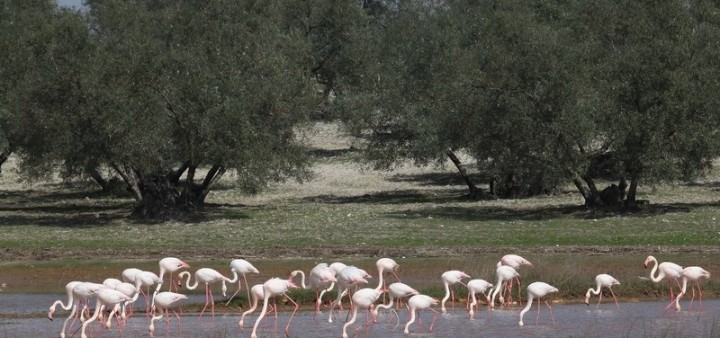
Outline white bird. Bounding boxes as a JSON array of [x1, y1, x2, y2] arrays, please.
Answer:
[[134, 270, 161, 315], [644, 255, 683, 308], [441, 270, 470, 313], [58, 282, 104, 338], [467, 279, 494, 319], [48, 280, 82, 321], [226, 258, 259, 305], [149, 291, 187, 336], [157, 257, 190, 292], [290, 265, 337, 315], [404, 294, 440, 334], [251, 276, 300, 338], [238, 284, 265, 328], [121, 268, 143, 284], [178, 268, 232, 318], [490, 265, 519, 308], [584, 274, 620, 309], [497, 254, 532, 305], [376, 257, 401, 290], [342, 287, 384, 338], [328, 265, 371, 323], [81, 287, 132, 338], [673, 266, 711, 311], [519, 282, 558, 327], [372, 282, 419, 317]]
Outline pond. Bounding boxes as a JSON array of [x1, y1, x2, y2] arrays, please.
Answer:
[[2, 293, 719, 338]]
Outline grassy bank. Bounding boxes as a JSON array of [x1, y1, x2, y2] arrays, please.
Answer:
[[0, 123, 718, 302]]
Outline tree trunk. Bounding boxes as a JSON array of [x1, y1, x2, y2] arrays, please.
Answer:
[[625, 175, 639, 209], [446, 149, 489, 200], [88, 168, 110, 192], [0, 149, 11, 173], [132, 174, 180, 219]]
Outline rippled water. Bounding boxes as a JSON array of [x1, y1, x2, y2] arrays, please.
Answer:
[[2, 293, 719, 338]]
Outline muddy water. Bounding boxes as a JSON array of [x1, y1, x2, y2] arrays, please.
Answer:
[[2, 294, 719, 338]]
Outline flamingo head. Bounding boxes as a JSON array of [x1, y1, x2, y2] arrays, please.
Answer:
[[643, 256, 655, 268], [178, 261, 190, 269], [47, 308, 55, 321]]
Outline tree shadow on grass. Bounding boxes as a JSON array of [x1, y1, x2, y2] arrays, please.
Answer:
[[385, 201, 720, 222], [303, 189, 467, 205]]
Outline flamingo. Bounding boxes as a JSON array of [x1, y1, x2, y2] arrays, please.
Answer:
[[250, 276, 300, 338], [584, 274, 620, 309], [121, 268, 143, 284], [328, 265, 371, 323], [289, 266, 337, 315], [643, 255, 683, 308], [80, 287, 132, 338], [490, 265, 519, 308], [102, 278, 123, 289], [467, 279, 494, 319], [178, 268, 231, 318], [110, 282, 140, 321], [372, 282, 419, 318], [149, 291, 187, 336], [134, 270, 161, 315], [404, 294, 440, 334], [57, 282, 104, 338], [157, 257, 190, 292], [376, 258, 401, 290], [673, 266, 711, 311], [441, 270, 470, 313], [518, 281, 558, 327], [497, 254, 532, 305], [239, 284, 265, 327], [48, 280, 82, 321], [226, 258, 260, 306], [342, 287, 384, 338]]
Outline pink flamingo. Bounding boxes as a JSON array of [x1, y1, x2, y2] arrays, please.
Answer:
[[490, 265, 518, 308], [518, 281, 558, 327], [441, 270, 470, 313], [157, 257, 190, 292], [289, 266, 337, 315], [250, 276, 300, 338], [121, 268, 143, 284], [404, 294, 440, 334], [178, 268, 231, 318], [673, 266, 710, 311], [644, 255, 683, 309], [584, 274, 620, 309], [149, 291, 187, 336], [467, 279, 493, 319], [48, 280, 82, 321], [226, 258, 260, 306], [342, 287, 384, 338], [376, 258, 400, 289], [372, 282, 419, 318], [80, 287, 132, 338], [134, 270, 161, 315], [497, 254, 532, 305], [328, 265, 371, 323], [57, 282, 104, 338], [238, 284, 265, 327]]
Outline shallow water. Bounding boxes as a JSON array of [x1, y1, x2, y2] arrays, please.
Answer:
[[3, 293, 719, 338]]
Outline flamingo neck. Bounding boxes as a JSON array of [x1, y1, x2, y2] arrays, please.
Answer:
[[181, 272, 199, 290], [228, 270, 240, 284], [292, 270, 307, 289], [648, 258, 663, 282]]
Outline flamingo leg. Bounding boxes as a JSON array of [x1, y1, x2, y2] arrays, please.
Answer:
[[285, 296, 299, 337], [596, 290, 604, 309], [544, 300, 555, 325], [609, 288, 619, 309], [428, 308, 440, 332]]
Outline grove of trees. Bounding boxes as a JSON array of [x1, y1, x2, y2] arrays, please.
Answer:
[[2, 0, 719, 219]]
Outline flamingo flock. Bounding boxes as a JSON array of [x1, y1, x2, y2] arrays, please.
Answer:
[[45, 254, 711, 337]]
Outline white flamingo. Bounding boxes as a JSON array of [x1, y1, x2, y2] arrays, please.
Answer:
[[441, 270, 470, 313], [584, 274, 620, 309], [519, 282, 558, 327]]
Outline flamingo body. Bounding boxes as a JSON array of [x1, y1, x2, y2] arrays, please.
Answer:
[[404, 294, 440, 334], [519, 282, 558, 327], [584, 274, 620, 309]]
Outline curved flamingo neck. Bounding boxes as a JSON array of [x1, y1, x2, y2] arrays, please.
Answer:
[[179, 272, 199, 290], [291, 270, 307, 289], [228, 270, 240, 284], [647, 258, 663, 282]]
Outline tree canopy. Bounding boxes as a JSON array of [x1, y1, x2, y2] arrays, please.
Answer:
[[2, 0, 720, 218]]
